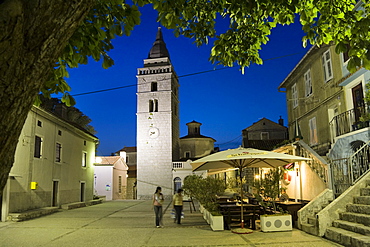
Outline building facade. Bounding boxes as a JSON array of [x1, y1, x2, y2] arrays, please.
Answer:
[[1, 105, 98, 221], [136, 27, 180, 199], [242, 117, 288, 150], [179, 120, 216, 160], [115, 147, 137, 199], [94, 156, 128, 200]]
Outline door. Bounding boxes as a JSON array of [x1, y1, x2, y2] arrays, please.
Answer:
[[52, 181, 59, 207], [80, 182, 85, 202], [352, 84, 365, 122]]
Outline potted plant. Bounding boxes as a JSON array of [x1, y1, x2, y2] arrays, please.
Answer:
[[183, 175, 226, 230], [253, 167, 292, 232]]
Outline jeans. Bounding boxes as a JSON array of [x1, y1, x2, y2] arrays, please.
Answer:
[[154, 205, 163, 226], [174, 205, 183, 224]]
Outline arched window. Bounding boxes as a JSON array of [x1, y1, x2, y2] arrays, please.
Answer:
[[149, 99, 158, 112], [174, 177, 182, 193], [154, 99, 158, 112], [149, 100, 154, 112]]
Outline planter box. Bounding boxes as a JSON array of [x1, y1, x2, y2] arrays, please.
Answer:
[[200, 204, 224, 231], [210, 214, 224, 231], [260, 214, 292, 232]]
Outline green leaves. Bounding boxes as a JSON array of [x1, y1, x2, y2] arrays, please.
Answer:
[[42, 0, 141, 103], [42, 0, 370, 101]]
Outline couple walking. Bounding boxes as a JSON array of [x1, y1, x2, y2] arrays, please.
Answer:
[[152, 187, 183, 228]]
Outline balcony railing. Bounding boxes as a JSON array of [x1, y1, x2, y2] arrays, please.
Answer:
[[329, 109, 356, 142], [172, 162, 184, 169], [329, 107, 369, 143]]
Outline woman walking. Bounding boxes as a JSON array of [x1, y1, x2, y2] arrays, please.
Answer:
[[173, 188, 183, 224], [153, 186, 164, 228]]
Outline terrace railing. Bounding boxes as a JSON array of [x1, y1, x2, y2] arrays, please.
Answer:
[[330, 141, 370, 197]]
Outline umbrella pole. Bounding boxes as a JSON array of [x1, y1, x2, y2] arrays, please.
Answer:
[[240, 172, 244, 228]]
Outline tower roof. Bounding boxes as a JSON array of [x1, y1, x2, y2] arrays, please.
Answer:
[[148, 27, 170, 59]]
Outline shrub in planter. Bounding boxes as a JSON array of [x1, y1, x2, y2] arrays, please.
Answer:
[[253, 167, 287, 213], [183, 175, 225, 215]]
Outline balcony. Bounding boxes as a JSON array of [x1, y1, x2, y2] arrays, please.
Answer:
[[329, 107, 369, 143]]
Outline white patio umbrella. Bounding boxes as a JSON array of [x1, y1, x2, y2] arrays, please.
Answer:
[[191, 147, 310, 233]]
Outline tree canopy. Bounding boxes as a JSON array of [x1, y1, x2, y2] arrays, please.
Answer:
[[50, 0, 370, 105], [0, 0, 369, 197]]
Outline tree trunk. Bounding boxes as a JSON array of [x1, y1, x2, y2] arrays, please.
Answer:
[[0, 0, 94, 197]]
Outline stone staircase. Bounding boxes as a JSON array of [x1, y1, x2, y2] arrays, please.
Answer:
[[300, 201, 330, 235], [325, 181, 370, 247], [298, 189, 334, 236]]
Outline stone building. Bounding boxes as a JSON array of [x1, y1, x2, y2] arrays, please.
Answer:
[[1, 103, 98, 221], [242, 117, 288, 151], [179, 120, 216, 160], [136, 27, 180, 199]]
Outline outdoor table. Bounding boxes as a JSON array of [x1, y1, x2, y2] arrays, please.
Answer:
[[275, 201, 303, 227], [219, 204, 260, 230]]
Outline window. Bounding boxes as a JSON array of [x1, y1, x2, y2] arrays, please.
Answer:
[[37, 120, 42, 127], [34, 136, 43, 158], [83, 140, 86, 146], [292, 83, 298, 108], [304, 69, 312, 97], [309, 117, 318, 145], [58, 130, 62, 136], [185, 151, 191, 158], [82, 152, 87, 167], [151, 82, 158, 91], [56, 143, 62, 162], [149, 99, 158, 112], [322, 50, 333, 82], [261, 132, 269, 140], [343, 44, 350, 63]]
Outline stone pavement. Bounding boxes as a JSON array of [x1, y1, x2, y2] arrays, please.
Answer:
[[0, 200, 343, 247]]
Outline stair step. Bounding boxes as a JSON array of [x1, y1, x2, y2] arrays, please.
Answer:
[[334, 219, 370, 236], [301, 222, 318, 236], [354, 196, 370, 205], [340, 212, 370, 227], [325, 226, 370, 247], [347, 203, 370, 214], [361, 188, 370, 196]]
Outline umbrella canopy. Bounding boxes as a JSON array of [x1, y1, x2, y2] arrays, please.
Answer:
[[191, 147, 310, 232], [191, 147, 311, 172]]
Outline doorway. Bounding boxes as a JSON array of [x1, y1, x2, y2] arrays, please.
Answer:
[[80, 182, 86, 202], [352, 83, 365, 122], [52, 180, 59, 207]]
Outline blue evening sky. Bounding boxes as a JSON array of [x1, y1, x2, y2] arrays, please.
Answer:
[[65, 5, 311, 155]]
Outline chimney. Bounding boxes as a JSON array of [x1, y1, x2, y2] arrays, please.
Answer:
[[278, 116, 284, 126]]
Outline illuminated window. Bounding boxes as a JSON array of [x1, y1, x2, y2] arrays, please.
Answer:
[[82, 152, 87, 167]]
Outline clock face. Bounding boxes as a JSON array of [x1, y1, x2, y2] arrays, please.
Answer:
[[148, 127, 159, 139]]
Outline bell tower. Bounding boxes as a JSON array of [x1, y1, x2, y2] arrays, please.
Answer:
[[136, 27, 180, 199]]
